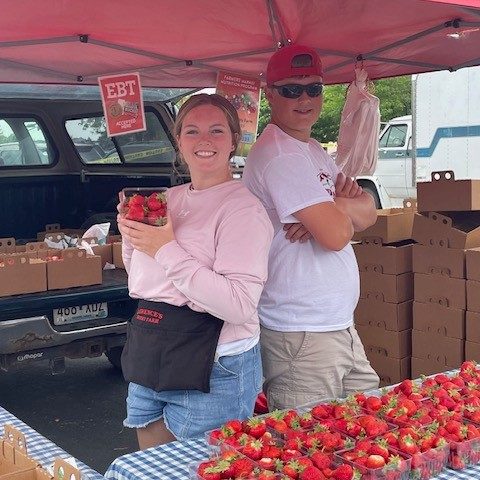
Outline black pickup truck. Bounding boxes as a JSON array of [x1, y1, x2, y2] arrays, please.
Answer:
[[0, 84, 192, 374]]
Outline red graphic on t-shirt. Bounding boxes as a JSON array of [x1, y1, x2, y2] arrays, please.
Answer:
[[135, 308, 164, 324], [317, 171, 336, 197]]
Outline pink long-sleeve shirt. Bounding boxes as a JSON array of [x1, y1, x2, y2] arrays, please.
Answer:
[[122, 180, 273, 346]]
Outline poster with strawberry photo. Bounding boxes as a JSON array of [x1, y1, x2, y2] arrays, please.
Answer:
[[216, 71, 261, 157]]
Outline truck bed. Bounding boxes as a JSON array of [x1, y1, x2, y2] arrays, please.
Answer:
[[0, 269, 129, 320]]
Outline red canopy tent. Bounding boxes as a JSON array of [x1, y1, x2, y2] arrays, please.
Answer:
[[0, 0, 479, 87]]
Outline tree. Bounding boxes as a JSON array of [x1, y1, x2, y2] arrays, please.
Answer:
[[257, 76, 411, 143]]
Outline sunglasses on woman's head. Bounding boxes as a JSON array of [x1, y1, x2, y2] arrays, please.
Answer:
[[271, 82, 324, 99]]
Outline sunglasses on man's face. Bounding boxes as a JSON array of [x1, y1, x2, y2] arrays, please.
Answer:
[[271, 82, 324, 99]]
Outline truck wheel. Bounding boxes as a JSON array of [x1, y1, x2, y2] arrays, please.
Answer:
[[362, 185, 381, 209], [105, 346, 123, 371]]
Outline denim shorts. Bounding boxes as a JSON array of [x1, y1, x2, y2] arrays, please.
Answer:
[[123, 343, 262, 440]]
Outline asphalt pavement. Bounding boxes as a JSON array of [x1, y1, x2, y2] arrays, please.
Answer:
[[0, 355, 138, 475]]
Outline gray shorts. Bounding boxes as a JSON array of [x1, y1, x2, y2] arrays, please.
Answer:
[[260, 325, 379, 410]]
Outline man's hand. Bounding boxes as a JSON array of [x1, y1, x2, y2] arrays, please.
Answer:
[[283, 223, 312, 243], [335, 172, 363, 199], [117, 216, 175, 258]]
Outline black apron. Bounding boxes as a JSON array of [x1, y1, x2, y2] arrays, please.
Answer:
[[121, 300, 224, 393]]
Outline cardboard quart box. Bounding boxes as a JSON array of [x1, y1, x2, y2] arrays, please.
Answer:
[[413, 301, 465, 340], [412, 244, 465, 279], [352, 201, 415, 244], [417, 170, 480, 212], [0, 239, 48, 257], [355, 298, 412, 331], [412, 330, 464, 366], [359, 271, 413, 303], [353, 240, 413, 275], [411, 357, 460, 379], [414, 273, 466, 310], [356, 324, 411, 359], [46, 248, 102, 290], [112, 242, 125, 269], [412, 211, 480, 249], [81, 237, 113, 268], [0, 255, 47, 297], [6, 459, 81, 480], [0, 425, 39, 479], [467, 280, 480, 313], [467, 247, 480, 281], [366, 352, 411, 387], [466, 311, 480, 343], [37, 224, 84, 241], [0, 426, 81, 480]]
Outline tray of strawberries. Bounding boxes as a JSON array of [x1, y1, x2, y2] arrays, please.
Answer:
[[120, 187, 168, 226]]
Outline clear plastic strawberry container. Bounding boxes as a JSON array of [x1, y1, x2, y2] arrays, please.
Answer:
[[335, 446, 411, 480], [189, 458, 290, 479], [330, 414, 396, 441], [120, 187, 168, 225], [448, 435, 480, 469], [189, 449, 258, 479], [405, 443, 450, 480]]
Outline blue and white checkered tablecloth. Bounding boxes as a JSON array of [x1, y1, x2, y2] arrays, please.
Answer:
[[0, 405, 104, 480], [105, 438, 209, 480], [104, 436, 480, 480]]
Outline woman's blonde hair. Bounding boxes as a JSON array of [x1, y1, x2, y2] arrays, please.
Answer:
[[174, 93, 241, 161]]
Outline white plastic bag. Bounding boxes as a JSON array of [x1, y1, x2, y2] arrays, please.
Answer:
[[335, 68, 380, 176]]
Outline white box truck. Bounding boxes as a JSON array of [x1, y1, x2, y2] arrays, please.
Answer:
[[357, 66, 480, 208]]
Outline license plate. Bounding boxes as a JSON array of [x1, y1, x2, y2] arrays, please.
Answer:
[[53, 303, 108, 325]]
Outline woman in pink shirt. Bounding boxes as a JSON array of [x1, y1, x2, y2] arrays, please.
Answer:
[[117, 94, 273, 449]]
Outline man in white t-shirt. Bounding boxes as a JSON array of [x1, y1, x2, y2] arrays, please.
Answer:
[[243, 44, 379, 409]]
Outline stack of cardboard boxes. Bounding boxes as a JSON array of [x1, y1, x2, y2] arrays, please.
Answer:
[[466, 248, 480, 359], [411, 171, 480, 376], [353, 202, 415, 386]]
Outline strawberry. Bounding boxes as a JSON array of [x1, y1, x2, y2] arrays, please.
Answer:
[[365, 396, 382, 412], [224, 419, 242, 434], [283, 460, 300, 479], [147, 210, 166, 226], [231, 457, 254, 477], [332, 464, 354, 480], [311, 404, 333, 419], [258, 457, 276, 471], [310, 451, 332, 469], [281, 449, 303, 461], [128, 194, 145, 206], [397, 434, 418, 455], [258, 471, 277, 480], [125, 204, 145, 221], [242, 439, 264, 460], [197, 460, 222, 480], [365, 454, 386, 469], [370, 440, 389, 460], [146, 192, 166, 211], [299, 465, 325, 480], [243, 417, 267, 438]]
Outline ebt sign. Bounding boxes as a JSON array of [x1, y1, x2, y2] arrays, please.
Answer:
[[98, 72, 146, 136]]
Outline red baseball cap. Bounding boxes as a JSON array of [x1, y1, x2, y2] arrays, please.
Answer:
[[266, 44, 323, 85]]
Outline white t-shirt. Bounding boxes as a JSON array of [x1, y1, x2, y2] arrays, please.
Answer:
[[242, 124, 359, 332]]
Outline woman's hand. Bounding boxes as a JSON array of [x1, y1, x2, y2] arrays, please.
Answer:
[[117, 216, 175, 258], [283, 223, 312, 243], [335, 172, 363, 198]]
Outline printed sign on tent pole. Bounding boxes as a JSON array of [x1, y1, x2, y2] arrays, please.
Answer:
[[98, 72, 146, 137], [216, 71, 261, 157]]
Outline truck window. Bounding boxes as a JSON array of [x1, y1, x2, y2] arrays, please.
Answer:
[[0, 118, 54, 166], [65, 110, 176, 165], [379, 124, 407, 148]]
